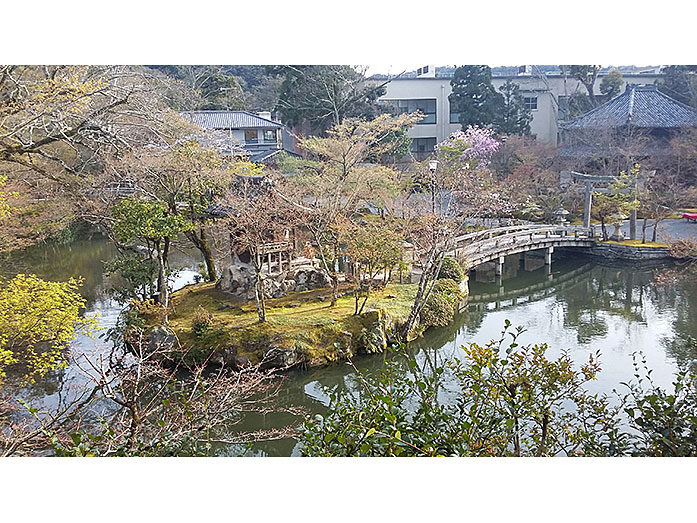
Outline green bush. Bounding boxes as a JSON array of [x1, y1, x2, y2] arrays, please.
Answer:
[[420, 292, 455, 328], [433, 278, 464, 303], [437, 257, 464, 283], [191, 306, 213, 337]]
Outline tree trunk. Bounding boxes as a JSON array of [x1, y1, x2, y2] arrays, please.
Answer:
[[330, 244, 339, 306], [536, 410, 550, 457], [156, 240, 168, 308], [641, 218, 649, 244], [254, 269, 266, 323], [358, 282, 371, 315], [600, 218, 608, 241], [186, 227, 217, 282], [400, 247, 445, 341]]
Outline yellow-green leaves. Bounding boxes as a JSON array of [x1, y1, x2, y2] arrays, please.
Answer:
[[0, 174, 18, 220], [0, 274, 97, 385], [112, 199, 194, 243]]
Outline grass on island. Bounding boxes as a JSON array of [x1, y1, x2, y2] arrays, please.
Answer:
[[601, 239, 669, 248], [145, 281, 419, 365], [570, 217, 601, 226]]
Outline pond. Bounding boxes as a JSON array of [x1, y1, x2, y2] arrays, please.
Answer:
[[3, 237, 695, 456]]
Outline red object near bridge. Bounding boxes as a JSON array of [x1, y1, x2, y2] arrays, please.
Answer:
[[683, 212, 697, 223]]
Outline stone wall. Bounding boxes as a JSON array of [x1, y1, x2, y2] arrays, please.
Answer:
[[583, 243, 671, 262]]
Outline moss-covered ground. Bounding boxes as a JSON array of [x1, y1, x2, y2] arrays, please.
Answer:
[[145, 282, 419, 366], [600, 239, 669, 248]]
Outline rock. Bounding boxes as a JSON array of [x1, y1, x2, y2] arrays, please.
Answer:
[[285, 302, 302, 308], [385, 294, 397, 299], [216, 261, 256, 298], [217, 304, 231, 310], [218, 263, 332, 300], [318, 296, 326, 302], [229, 325, 244, 330], [147, 326, 177, 354], [260, 346, 299, 369], [235, 355, 251, 368], [209, 345, 238, 367], [289, 267, 332, 292], [356, 309, 394, 355]]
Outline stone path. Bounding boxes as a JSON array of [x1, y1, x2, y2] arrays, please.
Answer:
[[619, 218, 697, 242]]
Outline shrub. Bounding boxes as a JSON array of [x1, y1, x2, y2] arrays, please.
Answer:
[[669, 238, 697, 260], [191, 306, 213, 337], [433, 278, 464, 303], [420, 292, 455, 328], [437, 257, 464, 283]]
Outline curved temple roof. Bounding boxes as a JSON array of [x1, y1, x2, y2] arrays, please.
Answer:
[[561, 84, 697, 130]]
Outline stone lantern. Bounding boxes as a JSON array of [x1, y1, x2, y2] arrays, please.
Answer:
[[609, 212, 627, 241], [554, 206, 569, 225]]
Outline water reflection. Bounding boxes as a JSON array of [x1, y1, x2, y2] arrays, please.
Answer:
[[1, 236, 202, 416], [4, 239, 697, 456]]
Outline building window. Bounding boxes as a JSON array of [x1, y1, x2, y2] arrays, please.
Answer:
[[263, 129, 277, 143], [449, 112, 460, 124], [385, 99, 437, 124], [244, 130, 258, 143], [524, 96, 538, 110], [410, 137, 437, 159]]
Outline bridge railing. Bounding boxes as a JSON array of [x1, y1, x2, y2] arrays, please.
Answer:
[[452, 224, 559, 248], [450, 225, 595, 264]]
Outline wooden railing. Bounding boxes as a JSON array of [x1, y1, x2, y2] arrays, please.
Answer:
[[448, 225, 596, 269]]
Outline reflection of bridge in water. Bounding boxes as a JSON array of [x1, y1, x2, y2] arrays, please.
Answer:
[[464, 262, 595, 312]]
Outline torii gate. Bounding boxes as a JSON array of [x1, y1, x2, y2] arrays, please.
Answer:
[[565, 171, 648, 240]]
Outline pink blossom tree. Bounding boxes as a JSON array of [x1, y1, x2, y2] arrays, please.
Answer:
[[400, 127, 517, 339]]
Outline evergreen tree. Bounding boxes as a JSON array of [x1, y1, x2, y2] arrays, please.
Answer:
[[562, 65, 601, 106], [269, 66, 387, 134], [600, 68, 624, 100], [449, 65, 503, 129], [657, 65, 697, 108], [493, 80, 532, 135]]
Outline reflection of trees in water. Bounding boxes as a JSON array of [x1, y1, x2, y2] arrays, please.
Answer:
[[657, 271, 697, 367], [2, 236, 204, 309], [556, 265, 656, 344], [1, 237, 118, 308]]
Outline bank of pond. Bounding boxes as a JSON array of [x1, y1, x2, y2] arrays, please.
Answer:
[[4, 236, 696, 456]]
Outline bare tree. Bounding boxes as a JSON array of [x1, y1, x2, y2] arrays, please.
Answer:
[[278, 113, 421, 306], [223, 171, 304, 322], [399, 128, 516, 340], [1, 331, 300, 456]]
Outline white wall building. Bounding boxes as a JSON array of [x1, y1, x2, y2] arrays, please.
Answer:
[[376, 68, 662, 156]]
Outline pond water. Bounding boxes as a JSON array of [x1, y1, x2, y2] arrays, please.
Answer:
[[3, 237, 696, 456]]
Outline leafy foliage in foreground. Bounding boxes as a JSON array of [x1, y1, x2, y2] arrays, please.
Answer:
[[0, 274, 96, 385], [299, 322, 697, 457]]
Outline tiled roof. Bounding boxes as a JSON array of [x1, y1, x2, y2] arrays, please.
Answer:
[[561, 85, 697, 130], [180, 110, 283, 130]]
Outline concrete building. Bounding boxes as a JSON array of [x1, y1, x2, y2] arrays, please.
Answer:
[[375, 67, 662, 156], [180, 110, 297, 163]]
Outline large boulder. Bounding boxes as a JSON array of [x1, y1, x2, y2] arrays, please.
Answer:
[[289, 267, 332, 292], [216, 261, 257, 298], [260, 346, 300, 369], [146, 326, 178, 354], [217, 262, 332, 299]]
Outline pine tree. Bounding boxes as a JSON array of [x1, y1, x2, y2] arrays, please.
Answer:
[[493, 80, 532, 135], [449, 65, 503, 129]]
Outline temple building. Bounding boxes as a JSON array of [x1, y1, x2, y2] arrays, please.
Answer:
[[559, 84, 697, 175]]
